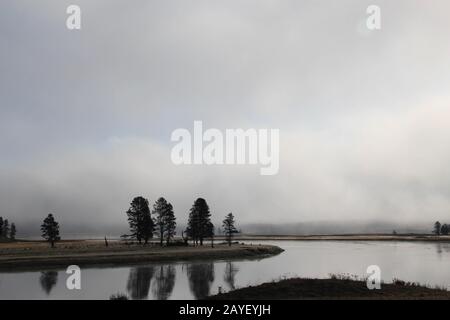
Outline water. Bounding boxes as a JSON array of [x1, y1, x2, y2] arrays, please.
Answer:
[[1, 240, 450, 299]]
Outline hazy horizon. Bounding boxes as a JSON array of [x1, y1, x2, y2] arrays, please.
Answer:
[[2, 1, 450, 235]]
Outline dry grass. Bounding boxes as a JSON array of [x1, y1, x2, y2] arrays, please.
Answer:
[[210, 276, 450, 300]]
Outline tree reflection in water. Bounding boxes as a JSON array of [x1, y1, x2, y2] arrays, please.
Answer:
[[39, 271, 58, 295], [186, 262, 215, 299], [224, 262, 239, 290], [435, 242, 450, 255], [152, 265, 176, 300], [127, 266, 155, 300]]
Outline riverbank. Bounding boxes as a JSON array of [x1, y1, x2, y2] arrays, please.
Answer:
[[0, 240, 283, 271], [210, 277, 450, 300]]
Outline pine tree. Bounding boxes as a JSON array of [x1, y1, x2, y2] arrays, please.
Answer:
[[41, 214, 60, 248], [222, 213, 238, 246], [434, 221, 441, 236], [441, 224, 449, 235], [9, 223, 16, 240], [186, 198, 213, 246], [3, 219, 10, 240], [186, 206, 200, 245], [164, 203, 176, 245], [126, 196, 153, 244], [153, 198, 177, 246], [0, 217, 3, 238]]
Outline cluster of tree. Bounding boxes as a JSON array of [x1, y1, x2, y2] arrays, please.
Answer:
[[37, 197, 239, 248], [125, 196, 240, 247], [433, 221, 450, 236], [0, 217, 16, 240], [125, 196, 176, 245]]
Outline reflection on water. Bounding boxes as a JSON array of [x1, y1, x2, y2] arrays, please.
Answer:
[[152, 265, 176, 300], [127, 266, 155, 300], [186, 263, 215, 299], [39, 271, 58, 295], [3, 241, 450, 299], [224, 262, 238, 290], [435, 242, 450, 255]]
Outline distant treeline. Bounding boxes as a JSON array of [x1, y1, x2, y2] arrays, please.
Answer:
[[433, 221, 450, 235], [0, 217, 16, 240]]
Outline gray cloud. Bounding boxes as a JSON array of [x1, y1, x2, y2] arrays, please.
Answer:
[[1, 0, 450, 235]]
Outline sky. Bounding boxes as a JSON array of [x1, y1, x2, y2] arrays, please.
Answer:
[[1, 0, 450, 235]]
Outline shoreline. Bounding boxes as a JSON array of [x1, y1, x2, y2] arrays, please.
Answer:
[[0, 241, 283, 271], [230, 234, 450, 242]]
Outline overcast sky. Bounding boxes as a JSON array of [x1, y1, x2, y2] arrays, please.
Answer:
[[1, 0, 450, 234]]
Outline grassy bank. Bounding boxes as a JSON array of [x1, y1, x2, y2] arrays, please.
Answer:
[[0, 240, 283, 271], [209, 277, 450, 300]]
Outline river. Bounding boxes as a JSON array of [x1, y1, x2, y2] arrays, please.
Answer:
[[1, 240, 450, 299]]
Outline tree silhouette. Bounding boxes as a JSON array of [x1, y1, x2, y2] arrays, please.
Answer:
[[153, 198, 176, 246], [434, 221, 441, 235], [152, 265, 176, 300], [41, 214, 60, 248], [441, 224, 449, 235], [222, 213, 238, 246], [39, 271, 58, 295], [126, 266, 155, 300], [186, 262, 215, 299], [126, 196, 154, 244], [186, 198, 213, 246], [0, 217, 3, 238], [9, 223, 16, 240], [164, 204, 177, 245], [2, 219, 10, 240]]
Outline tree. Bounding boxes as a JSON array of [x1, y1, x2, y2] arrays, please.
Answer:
[[164, 203, 176, 245], [434, 221, 442, 236], [441, 224, 449, 235], [2, 219, 10, 239], [186, 198, 213, 246], [126, 196, 154, 244], [41, 214, 60, 248], [0, 217, 3, 238], [153, 198, 176, 246], [222, 213, 238, 246], [9, 223, 16, 240]]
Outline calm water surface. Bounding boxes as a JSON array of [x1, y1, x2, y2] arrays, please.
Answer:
[[1, 240, 450, 299]]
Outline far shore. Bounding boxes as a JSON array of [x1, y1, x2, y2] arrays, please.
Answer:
[[230, 234, 450, 242], [0, 240, 283, 271]]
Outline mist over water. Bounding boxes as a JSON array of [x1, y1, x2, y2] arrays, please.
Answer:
[[2, 1, 450, 232]]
